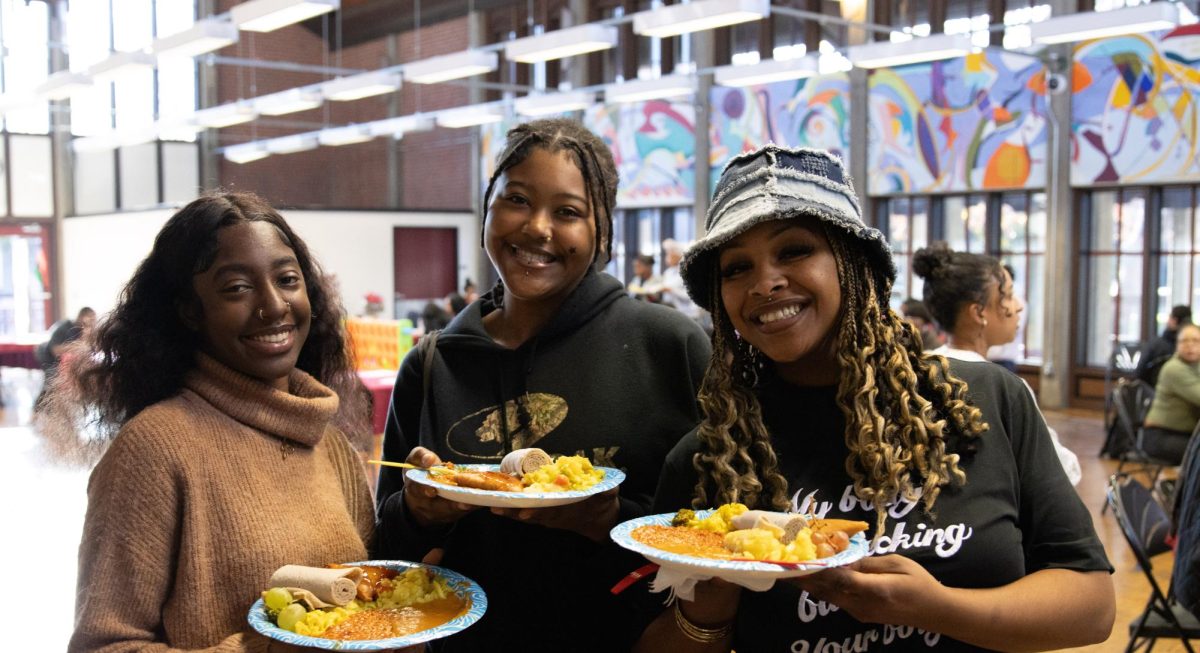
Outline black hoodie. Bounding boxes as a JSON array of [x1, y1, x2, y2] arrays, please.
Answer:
[[376, 270, 710, 652]]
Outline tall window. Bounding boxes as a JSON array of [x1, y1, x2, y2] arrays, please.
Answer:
[[1157, 186, 1200, 333], [1, 0, 50, 134], [884, 196, 930, 307], [942, 194, 987, 253], [999, 192, 1048, 362], [1082, 189, 1146, 368]]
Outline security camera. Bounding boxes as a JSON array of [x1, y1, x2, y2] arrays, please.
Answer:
[[1045, 73, 1068, 95]]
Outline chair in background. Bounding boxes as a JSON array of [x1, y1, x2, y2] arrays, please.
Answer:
[[1107, 378, 1179, 511], [1107, 473, 1200, 651]]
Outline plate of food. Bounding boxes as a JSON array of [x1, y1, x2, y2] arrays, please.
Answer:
[[610, 504, 870, 583], [247, 560, 486, 650], [402, 448, 625, 509]]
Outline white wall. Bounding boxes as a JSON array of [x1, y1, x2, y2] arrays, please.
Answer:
[[61, 208, 479, 320]]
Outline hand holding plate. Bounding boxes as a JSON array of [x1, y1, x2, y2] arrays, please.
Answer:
[[401, 447, 477, 526], [490, 486, 620, 541], [788, 554, 942, 626]]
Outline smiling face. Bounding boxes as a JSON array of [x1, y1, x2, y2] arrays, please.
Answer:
[[718, 218, 843, 386], [188, 221, 311, 390], [484, 147, 597, 307], [981, 267, 1024, 347], [1177, 325, 1200, 365]]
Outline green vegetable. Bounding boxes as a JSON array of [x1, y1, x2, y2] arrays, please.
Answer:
[[671, 508, 696, 527], [263, 587, 293, 613]]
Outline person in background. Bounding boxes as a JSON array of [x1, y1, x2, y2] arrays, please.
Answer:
[[1170, 407, 1200, 620], [48, 192, 375, 652], [1138, 304, 1194, 387], [1143, 323, 1200, 465], [375, 118, 710, 653], [913, 241, 1081, 486], [637, 146, 1112, 651], [628, 253, 662, 301], [985, 263, 1021, 373], [34, 306, 96, 409], [899, 297, 942, 351], [421, 297, 453, 332], [660, 238, 701, 320]]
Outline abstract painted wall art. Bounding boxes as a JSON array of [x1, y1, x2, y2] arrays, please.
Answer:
[[1072, 26, 1200, 185], [584, 100, 697, 207], [867, 51, 1048, 195]]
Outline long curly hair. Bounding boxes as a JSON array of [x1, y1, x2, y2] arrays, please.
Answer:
[[691, 222, 988, 535], [42, 192, 370, 455]]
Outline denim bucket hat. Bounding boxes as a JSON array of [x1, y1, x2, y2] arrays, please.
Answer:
[[680, 145, 896, 312]]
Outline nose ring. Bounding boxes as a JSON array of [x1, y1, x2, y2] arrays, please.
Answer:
[[258, 308, 265, 321], [284, 301, 291, 312]]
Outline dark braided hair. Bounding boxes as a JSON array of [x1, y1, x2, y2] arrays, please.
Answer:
[[481, 118, 618, 268], [692, 221, 987, 536], [912, 242, 1004, 333], [41, 192, 371, 456]]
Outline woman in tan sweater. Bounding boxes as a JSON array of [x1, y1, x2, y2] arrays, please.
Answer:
[[48, 193, 375, 652]]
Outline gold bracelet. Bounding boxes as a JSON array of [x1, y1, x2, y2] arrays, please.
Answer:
[[673, 601, 733, 644]]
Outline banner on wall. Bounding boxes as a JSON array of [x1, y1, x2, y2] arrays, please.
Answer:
[[868, 51, 1048, 195], [584, 100, 696, 208], [1072, 26, 1200, 186], [709, 73, 852, 190]]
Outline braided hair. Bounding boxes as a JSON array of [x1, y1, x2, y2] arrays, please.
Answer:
[[481, 118, 618, 268], [692, 221, 987, 536]]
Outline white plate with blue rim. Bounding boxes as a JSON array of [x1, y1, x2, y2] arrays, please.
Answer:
[[247, 560, 486, 651], [406, 464, 625, 509], [610, 511, 869, 583]]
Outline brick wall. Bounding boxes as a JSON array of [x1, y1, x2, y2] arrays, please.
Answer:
[[210, 4, 473, 210]]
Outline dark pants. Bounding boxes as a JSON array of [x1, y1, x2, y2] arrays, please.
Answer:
[[1142, 426, 1191, 466]]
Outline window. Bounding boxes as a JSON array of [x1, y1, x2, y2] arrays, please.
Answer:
[[883, 196, 930, 308], [1156, 187, 1200, 333], [1082, 189, 1146, 368], [998, 192, 1048, 362], [942, 194, 987, 253], [1, 0, 50, 135]]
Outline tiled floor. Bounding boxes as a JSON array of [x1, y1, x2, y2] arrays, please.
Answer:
[[1, 370, 1192, 652]]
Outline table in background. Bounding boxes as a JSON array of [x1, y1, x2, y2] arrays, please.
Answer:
[[0, 339, 39, 370], [358, 369, 398, 491]]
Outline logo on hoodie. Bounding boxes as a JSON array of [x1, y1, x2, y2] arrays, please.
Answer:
[[445, 392, 569, 457]]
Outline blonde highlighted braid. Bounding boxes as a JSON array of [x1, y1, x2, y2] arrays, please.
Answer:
[[691, 222, 987, 536]]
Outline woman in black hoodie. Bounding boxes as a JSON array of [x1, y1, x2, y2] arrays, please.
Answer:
[[376, 118, 711, 652]]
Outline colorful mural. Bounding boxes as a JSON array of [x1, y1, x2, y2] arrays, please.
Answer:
[[709, 73, 851, 190], [868, 51, 1048, 194], [583, 100, 696, 207], [1072, 26, 1200, 185]]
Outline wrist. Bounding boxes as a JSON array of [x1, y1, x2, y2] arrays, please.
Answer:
[[673, 601, 734, 644]]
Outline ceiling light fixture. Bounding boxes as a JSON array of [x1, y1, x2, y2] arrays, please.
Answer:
[[151, 17, 239, 58], [231, 0, 339, 33], [317, 124, 374, 146], [604, 74, 696, 104], [514, 90, 595, 116], [264, 133, 320, 154], [193, 101, 258, 128], [1028, 2, 1179, 44], [846, 33, 972, 68], [366, 114, 435, 138], [36, 71, 94, 101], [505, 24, 619, 63], [88, 50, 157, 84], [253, 88, 324, 115], [714, 55, 819, 86], [320, 70, 402, 101], [633, 0, 770, 38], [224, 142, 270, 164], [404, 50, 498, 84], [436, 103, 505, 128]]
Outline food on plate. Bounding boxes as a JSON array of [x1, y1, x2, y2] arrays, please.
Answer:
[[631, 503, 869, 564], [268, 564, 360, 608], [261, 565, 467, 640], [428, 451, 604, 494]]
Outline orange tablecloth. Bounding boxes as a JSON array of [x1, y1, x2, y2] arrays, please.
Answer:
[[358, 369, 397, 435]]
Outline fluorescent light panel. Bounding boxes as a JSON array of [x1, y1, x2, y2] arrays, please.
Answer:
[[264, 133, 319, 154], [404, 50, 498, 84], [253, 88, 324, 115], [152, 17, 239, 58], [317, 124, 374, 146], [321, 70, 402, 101], [193, 101, 258, 128], [1029, 2, 1179, 44], [505, 24, 618, 63], [88, 50, 156, 83], [604, 74, 696, 103], [436, 104, 504, 128], [515, 90, 594, 116], [36, 71, 93, 100], [714, 55, 819, 86], [225, 142, 270, 164], [633, 0, 769, 38], [231, 0, 339, 33], [847, 33, 972, 68], [366, 114, 435, 137]]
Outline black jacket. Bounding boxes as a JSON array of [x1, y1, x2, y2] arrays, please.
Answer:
[[376, 270, 710, 652]]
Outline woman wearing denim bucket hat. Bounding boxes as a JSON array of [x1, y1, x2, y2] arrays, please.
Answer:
[[634, 145, 1113, 652]]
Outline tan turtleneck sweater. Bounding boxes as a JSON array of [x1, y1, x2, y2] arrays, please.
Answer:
[[70, 355, 375, 653]]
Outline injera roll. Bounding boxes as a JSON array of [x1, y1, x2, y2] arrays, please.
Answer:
[[268, 564, 362, 608], [731, 510, 809, 544], [500, 448, 553, 476]]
